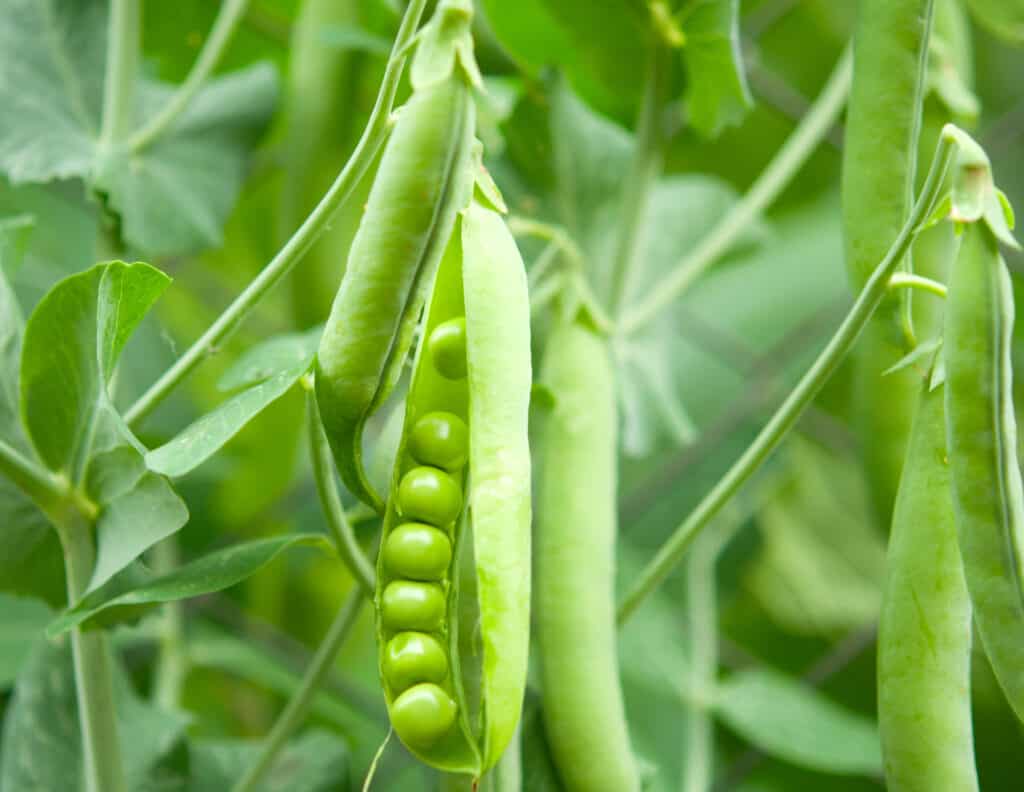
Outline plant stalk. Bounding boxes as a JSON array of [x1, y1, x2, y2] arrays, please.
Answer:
[[231, 589, 365, 792], [125, 0, 430, 427], [0, 439, 66, 514], [617, 130, 957, 624], [130, 0, 251, 151], [99, 0, 140, 147], [619, 46, 853, 335], [151, 537, 188, 709], [59, 513, 128, 792]]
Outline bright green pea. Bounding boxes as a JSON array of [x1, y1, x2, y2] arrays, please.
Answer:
[[391, 683, 457, 747], [397, 466, 463, 526], [409, 411, 469, 471], [384, 523, 453, 581], [381, 581, 447, 631], [384, 631, 449, 692], [428, 317, 468, 380]]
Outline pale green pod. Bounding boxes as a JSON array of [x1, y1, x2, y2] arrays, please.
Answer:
[[536, 321, 639, 792], [315, 2, 477, 512], [945, 221, 1024, 724], [879, 380, 978, 791]]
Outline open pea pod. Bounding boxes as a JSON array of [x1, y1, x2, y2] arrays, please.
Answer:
[[374, 195, 532, 776], [315, 0, 479, 513], [945, 219, 1024, 724]]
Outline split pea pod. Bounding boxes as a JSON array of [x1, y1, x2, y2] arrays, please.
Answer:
[[945, 220, 1024, 723], [536, 321, 638, 792], [878, 379, 978, 791], [842, 0, 934, 522], [315, 0, 478, 512], [375, 196, 532, 777]]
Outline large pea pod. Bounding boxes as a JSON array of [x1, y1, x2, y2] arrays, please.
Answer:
[[878, 380, 978, 791], [842, 0, 934, 523], [315, 0, 477, 512], [375, 195, 532, 777], [945, 220, 1024, 723], [536, 321, 639, 792]]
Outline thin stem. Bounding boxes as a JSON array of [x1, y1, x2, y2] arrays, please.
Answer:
[[620, 47, 853, 336], [608, 39, 669, 317], [0, 439, 66, 514], [99, 0, 140, 146], [151, 538, 187, 709], [306, 389, 377, 595], [231, 589, 365, 792], [59, 513, 128, 792], [130, 0, 251, 151], [616, 131, 957, 624], [682, 534, 719, 792], [125, 0, 430, 427], [887, 272, 948, 298]]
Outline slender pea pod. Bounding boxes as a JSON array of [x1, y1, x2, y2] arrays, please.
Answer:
[[316, 0, 479, 512], [945, 221, 1024, 724], [842, 0, 934, 524], [878, 380, 978, 791], [374, 194, 532, 776], [536, 321, 638, 792]]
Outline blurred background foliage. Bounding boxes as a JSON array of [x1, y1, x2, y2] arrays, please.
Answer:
[[1, 0, 1024, 789]]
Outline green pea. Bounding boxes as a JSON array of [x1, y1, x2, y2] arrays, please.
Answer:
[[397, 466, 463, 526], [381, 581, 446, 631], [383, 632, 449, 691], [383, 523, 453, 581], [409, 411, 469, 471], [391, 683, 457, 747], [428, 317, 468, 380]]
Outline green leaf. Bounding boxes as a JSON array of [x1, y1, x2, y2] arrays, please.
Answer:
[[217, 327, 321, 392], [0, 0, 279, 257], [0, 488, 64, 605], [714, 668, 883, 776], [186, 731, 348, 792], [0, 638, 188, 792], [0, 594, 52, 687], [881, 337, 942, 376], [966, 0, 1024, 44], [20, 261, 169, 472], [148, 362, 314, 478], [0, 215, 32, 446], [48, 534, 332, 635], [680, 0, 753, 138]]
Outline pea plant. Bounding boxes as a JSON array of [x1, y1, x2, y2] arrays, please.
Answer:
[[2, 0, 1024, 790]]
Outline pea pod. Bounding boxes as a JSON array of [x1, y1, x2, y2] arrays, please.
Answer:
[[375, 197, 532, 776], [842, 0, 934, 522], [536, 321, 638, 792], [945, 220, 1024, 723], [315, 0, 478, 512], [878, 380, 978, 791]]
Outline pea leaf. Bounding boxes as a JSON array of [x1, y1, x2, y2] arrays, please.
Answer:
[[714, 668, 883, 776], [680, 0, 753, 138], [217, 327, 322, 392], [47, 534, 332, 635], [0, 638, 188, 792], [0, 0, 278, 257], [0, 214, 32, 446], [20, 261, 188, 589], [0, 595, 52, 687]]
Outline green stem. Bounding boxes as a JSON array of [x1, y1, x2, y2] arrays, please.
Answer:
[[130, 0, 251, 152], [59, 513, 128, 792], [619, 46, 853, 336], [124, 0, 430, 428], [887, 272, 948, 298], [616, 129, 957, 625], [608, 39, 669, 317], [306, 389, 377, 595], [0, 439, 66, 514], [151, 538, 187, 709], [231, 589, 365, 792], [99, 0, 140, 147]]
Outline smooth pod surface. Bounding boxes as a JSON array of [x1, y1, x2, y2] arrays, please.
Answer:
[[879, 382, 978, 791], [536, 320, 638, 792], [315, 67, 475, 512], [945, 221, 1024, 723]]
